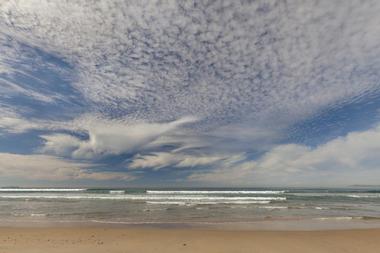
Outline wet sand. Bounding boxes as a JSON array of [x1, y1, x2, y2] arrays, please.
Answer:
[[0, 227, 379, 253]]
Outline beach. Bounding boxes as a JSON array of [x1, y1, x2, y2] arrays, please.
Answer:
[[0, 227, 379, 253], [1, 188, 380, 252]]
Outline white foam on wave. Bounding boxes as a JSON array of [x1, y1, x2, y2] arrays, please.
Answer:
[[30, 213, 47, 217], [290, 193, 380, 198], [147, 201, 189, 206], [147, 190, 285, 194], [315, 206, 329, 210], [0, 188, 86, 192], [109, 190, 125, 194], [347, 194, 380, 198], [314, 216, 361, 221], [146, 200, 271, 205], [0, 194, 286, 201]]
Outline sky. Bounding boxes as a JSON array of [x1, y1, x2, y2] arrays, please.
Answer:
[[1, 0, 380, 187]]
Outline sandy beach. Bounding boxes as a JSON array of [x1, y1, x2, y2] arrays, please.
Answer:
[[0, 227, 379, 253]]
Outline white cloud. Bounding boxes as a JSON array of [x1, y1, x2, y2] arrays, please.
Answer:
[[189, 125, 380, 186], [0, 110, 199, 159], [0, 116, 38, 134], [0, 64, 10, 74], [0, 153, 135, 181], [40, 134, 82, 156], [0, 113, 76, 134], [129, 152, 242, 170], [41, 115, 198, 159]]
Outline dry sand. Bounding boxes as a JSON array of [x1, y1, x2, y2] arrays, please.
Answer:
[[0, 227, 379, 253]]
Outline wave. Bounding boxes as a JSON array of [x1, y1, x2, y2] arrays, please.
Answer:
[[290, 193, 380, 198], [30, 213, 47, 217], [146, 201, 190, 206], [313, 216, 380, 221], [109, 190, 125, 194], [146, 190, 285, 194], [346, 194, 380, 198], [0, 188, 86, 192], [146, 200, 271, 205], [314, 206, 330, 210], [313, 216, 362, 221], [0, 194, 286, 201], [259, 206, 288, 209]]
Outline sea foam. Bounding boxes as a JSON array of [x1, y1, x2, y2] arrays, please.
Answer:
[[147, 190, 285, 194], [0, 188, 86, 192], [0, 194, 286, 201]]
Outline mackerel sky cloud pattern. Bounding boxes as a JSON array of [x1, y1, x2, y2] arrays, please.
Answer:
[[0, 0, 380, 186]]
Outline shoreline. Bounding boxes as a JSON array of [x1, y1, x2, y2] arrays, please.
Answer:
[[1, 217, 380, 231], [0, 226, 379, 253]]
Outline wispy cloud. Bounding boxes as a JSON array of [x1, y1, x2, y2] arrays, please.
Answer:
[[40, 115, 198, 159], [0, 153, 135, 181], [189, 125, 380, 186], [129, 152, 243, 170], [0, 33, 76, 106], [0, 112, 74, 134]]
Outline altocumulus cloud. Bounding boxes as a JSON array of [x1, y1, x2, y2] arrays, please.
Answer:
[[0, 1, 380, 185], [1, 0, 380, 125]]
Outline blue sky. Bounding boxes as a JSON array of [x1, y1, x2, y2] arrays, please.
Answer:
[[1, 0, 380, 187]]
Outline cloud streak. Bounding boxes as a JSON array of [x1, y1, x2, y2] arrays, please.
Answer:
[[129, 152, 243, 170], [0, 153, 134, 181], [40, 115, 198, 159]]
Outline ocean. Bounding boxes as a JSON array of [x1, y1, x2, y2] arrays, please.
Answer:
[[1, 187, 380, 229]]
